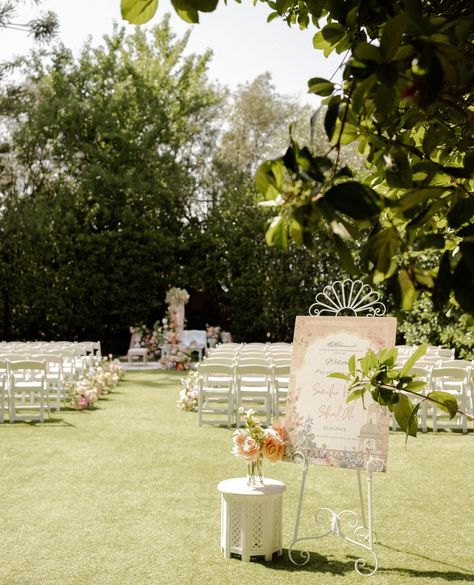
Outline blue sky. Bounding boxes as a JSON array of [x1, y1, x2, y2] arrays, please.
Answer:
[[1, 0, 342, 105]]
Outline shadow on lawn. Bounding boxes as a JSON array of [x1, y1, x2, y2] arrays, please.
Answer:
[[261, 549, 474, 581], [1, 417, 77, 428]]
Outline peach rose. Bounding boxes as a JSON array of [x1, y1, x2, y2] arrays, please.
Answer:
[[271, 421, 289, 443], [262, 431, 285, 462]]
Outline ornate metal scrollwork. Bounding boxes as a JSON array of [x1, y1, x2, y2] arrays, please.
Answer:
[[309, 279, 386, 317]]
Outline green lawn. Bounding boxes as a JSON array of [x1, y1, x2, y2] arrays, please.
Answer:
[[1, 370, 473, 585]]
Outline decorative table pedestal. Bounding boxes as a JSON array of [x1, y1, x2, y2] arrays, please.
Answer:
[[217, 478, 286, 562]]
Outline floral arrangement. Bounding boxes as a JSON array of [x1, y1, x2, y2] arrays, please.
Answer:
[[177, 371, 200, 411], [232, 409, 287, 486], [131, 324, 161, 359], [206, 325, 222, 343], [65, 357, 125, 410], [159, 345, 193, 371], [165, 287, 190, 306], [154, 313, 179, 347]]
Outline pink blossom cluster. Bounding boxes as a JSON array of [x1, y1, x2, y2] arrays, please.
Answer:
[[66, 358, 124, 410]]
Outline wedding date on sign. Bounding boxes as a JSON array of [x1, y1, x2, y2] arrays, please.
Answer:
[[283, 316, 397, 472]]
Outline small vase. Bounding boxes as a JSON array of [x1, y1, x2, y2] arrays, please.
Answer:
[[247, 457, 264, 488]]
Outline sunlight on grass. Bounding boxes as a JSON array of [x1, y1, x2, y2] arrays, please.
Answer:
[[0, 370, 472, 585]]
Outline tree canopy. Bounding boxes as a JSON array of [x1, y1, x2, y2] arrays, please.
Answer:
[[121, 0, 474, 319], [1, 21, 343, 350]]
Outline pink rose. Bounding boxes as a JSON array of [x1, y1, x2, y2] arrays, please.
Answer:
[[232, 431, 260, 462]]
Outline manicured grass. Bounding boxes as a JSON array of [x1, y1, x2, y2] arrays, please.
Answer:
[[0, 369, 473, 585]]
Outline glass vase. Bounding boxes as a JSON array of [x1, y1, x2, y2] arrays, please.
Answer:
[[247, 457, 264, 488]]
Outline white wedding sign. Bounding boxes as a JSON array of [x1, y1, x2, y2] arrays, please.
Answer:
[[284, 316, 397, 472]]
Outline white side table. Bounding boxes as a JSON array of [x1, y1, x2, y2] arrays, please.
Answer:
[[217, 477, 286, 562]]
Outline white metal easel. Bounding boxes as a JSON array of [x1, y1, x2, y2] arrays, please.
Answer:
[[287, 279, 388, 577]]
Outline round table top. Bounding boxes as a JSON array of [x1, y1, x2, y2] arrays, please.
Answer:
[[217, 477, 286, 496]]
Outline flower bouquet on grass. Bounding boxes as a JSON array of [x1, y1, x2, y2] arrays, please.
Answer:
[[65, 358, 125, 410], [159, 345, 193, 371], [232, 408, 287, 487], [177, 370, 199, 411], [65, 377, 99, 410]]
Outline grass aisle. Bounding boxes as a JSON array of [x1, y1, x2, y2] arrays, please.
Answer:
[[0, 370, 473, 585]]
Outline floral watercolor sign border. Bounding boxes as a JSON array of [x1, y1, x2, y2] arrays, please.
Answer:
[[284, 316, 397, 472]]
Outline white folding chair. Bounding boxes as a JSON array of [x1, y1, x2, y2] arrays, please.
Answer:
[[32, 354, 65, 411], [236, 357, 271, 367], [197, 362, 235, 428], [235, 364, 273, 428], [430, 367, 470, 433], [273, 363, 290, 420], [0, 369, 7, 423], [8, 360, 48, 423]]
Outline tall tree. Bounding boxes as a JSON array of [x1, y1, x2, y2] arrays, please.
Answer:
[[123, 0, 474, 318], [0, 18, 222, 348], [180, 73, 346, 340]]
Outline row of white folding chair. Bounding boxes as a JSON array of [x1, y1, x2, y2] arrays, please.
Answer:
[[197, 361, 290, 428], [426, 346, 456, 359], [429, 366, 472, 432], [197, 363, 235, 427], [393, 365, 472, 433], [0, 350, 80, 383], [0, 360, 48, 423]]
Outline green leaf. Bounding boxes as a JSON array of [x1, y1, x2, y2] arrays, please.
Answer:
[[391, 393, 418, 436], [364, 228, 400, 282], [360, 350, 378, 373], [379, 347, 398, 367], [400, 344, 427, 377], [324, 181, 382, 220], [189, 0, 218, 10], [433, 251, 452, 311], [397, 269, 417, 310], [395, 187, 446, 215], [404, 380, 427, 392], [255, 159, 285, 199], [385, 149, 413, 189], [354, 42, 382, 63], [375, 84, 397, 115], [448, 198, 474, 229], [170, 0, 199, 22], [375, 63, 398, 86], [333, 234, 357, 274], [348, 354, 356, 374], [412, 234, 445, 251], [380, 14, 406, 61], [324, 101, 339, 141], [422, 124, 440, 156], [321, 23, 346, 45], [347, 388, 366, 403], [265, 215, 287, 248], [308, 77, 335, 97], [427, 391, 458, 419], [328, 372, 349, 380], [121, 0, 158, 24], [453, 252, 474, 314]]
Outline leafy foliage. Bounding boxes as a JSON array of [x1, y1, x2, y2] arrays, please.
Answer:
[[0, 20, 222, 351], [397, 294, 474, 359], [123, 0, 474, 317], [330, 345, 471, 438]]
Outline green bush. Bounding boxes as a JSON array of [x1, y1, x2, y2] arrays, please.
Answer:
[[397, 295, 473, 359]]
